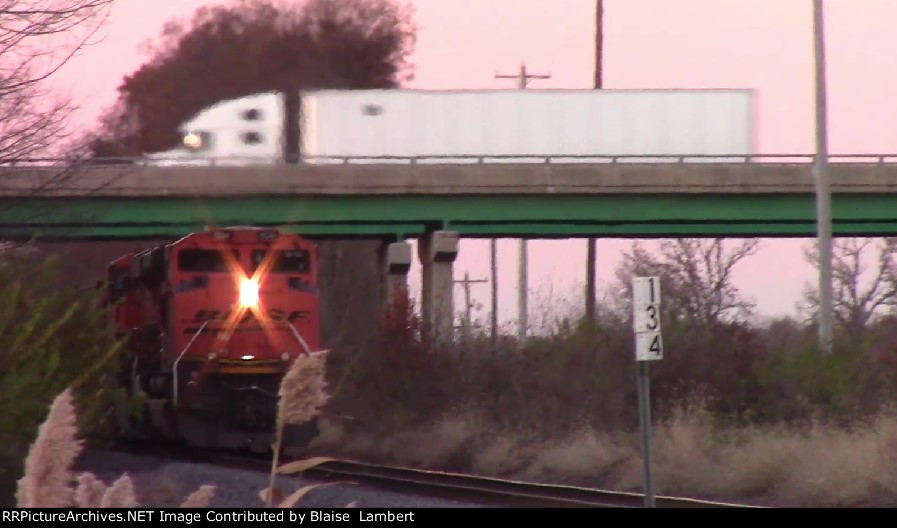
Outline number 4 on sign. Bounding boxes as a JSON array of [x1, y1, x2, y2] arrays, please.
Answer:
[[636, 332, 663, 361]]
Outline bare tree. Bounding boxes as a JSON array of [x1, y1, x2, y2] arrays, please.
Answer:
[[801, 237, 897, 343], [0, 0, 113, 162], [0, 2, 121, 266], [613, 238, 761, 328]]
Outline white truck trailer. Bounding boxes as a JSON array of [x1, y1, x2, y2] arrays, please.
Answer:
[[298, 88, 755, 163], [143, 88, 756, 165]]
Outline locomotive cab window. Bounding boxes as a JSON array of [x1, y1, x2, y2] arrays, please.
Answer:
[[252, 250, 310, 273], [178, 249, 238, 272]]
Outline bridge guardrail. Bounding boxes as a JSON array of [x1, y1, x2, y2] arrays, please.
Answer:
[[5, 154, 897, 168]]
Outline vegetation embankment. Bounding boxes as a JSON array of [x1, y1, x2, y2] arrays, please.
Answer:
[[316, 238, 897, 507]]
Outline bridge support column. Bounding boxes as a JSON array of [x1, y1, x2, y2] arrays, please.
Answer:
[[418, 230, 459, 344], [380, 241, 412, 311]]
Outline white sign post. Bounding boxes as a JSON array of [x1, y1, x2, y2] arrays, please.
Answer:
[[632, 276, 661, 508]]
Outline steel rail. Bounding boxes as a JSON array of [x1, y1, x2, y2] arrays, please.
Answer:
[[296, 459, 762, 508], [110, 440, 765, 508]]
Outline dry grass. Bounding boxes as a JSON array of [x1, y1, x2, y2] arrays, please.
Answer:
[[15, 349, 340, 509], [520, 428, 631, 484], [16, 388, 82, 507], [769, 416, 897, 506], [312, 402, 897, 507], [310, 410, 486, 470], [24, 343, 897, 508], [266, 349, 332, 507], [15, 389, 216, 508]]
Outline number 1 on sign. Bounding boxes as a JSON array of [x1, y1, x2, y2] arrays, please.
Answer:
[[633, 276, 661, 307], [636, 331, 663, 361]]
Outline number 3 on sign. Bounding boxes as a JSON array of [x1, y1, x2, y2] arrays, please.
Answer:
[[634, 304, 661, 333], [636, 331, 663, 361]]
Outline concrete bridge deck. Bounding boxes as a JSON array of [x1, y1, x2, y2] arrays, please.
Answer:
[[3, 157, 897, 197], [1, 156, 897, 239]]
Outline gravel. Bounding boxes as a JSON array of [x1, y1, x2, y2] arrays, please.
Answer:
[[74, 449, 488, 508]]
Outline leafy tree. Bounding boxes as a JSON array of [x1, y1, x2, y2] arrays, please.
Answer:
[[83, 0, 418, 361], [87, 0, 416, 156]]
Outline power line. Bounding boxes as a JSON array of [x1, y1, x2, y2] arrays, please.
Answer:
[[495, 63, 552, 89], [453, 271, 489, 341]]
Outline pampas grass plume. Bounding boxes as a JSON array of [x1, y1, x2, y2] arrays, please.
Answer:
[[278, 350, 331, 426], [17, 387, 221, 509], [75, 472, 107, 507], [16, 388, 82, 507], [180, 485, 216, 508], [266, 349, 331, 507], [100, 474, 138, 508]]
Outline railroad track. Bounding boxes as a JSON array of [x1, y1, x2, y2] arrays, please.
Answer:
[[290, 458, 762, 508], [116, 441, 762, 508]]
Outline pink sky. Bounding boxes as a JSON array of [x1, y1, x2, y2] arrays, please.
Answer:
[[47, 0, 897, 331]]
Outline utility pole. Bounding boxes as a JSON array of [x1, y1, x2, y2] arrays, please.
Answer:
[[586, 0, 604, 325], [490, 240, 498, 344], [453, 272, 489, 341], [496, 62, 551, 343], [813, 0, 833, 354]]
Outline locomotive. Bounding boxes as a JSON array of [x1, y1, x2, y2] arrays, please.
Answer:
[[106, 225, 322, 452]]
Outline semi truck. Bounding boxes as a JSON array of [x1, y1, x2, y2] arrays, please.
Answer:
[[142, 88, 756, 166]]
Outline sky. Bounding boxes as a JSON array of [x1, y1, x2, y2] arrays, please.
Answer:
[[44, 0, 897, 333]]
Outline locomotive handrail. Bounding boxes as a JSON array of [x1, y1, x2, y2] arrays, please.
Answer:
[[173, 320, 209, 406], [285, 321, 313, 356]]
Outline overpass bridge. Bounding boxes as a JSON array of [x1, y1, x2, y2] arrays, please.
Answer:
[[4, 153, 897, 341], [3, 154, 897, 240]]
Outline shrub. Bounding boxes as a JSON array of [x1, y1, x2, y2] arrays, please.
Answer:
[[0, 246, 125, 506]]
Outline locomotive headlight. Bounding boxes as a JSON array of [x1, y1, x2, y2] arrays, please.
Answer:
[[239, 278, 259, 308]]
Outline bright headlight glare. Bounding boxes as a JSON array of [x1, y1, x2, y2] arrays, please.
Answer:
[[239, 278, 259, 307], [183, 132, 203, 150]]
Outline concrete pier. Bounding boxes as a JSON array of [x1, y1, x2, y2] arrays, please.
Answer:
[[380, 240, 412, 310], [417, 230, 459, 344]]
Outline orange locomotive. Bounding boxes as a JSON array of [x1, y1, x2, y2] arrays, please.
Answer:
[[106, 226, 321, 452]]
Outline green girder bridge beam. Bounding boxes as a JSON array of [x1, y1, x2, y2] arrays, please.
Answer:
[[2, 157, 897, 239]]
